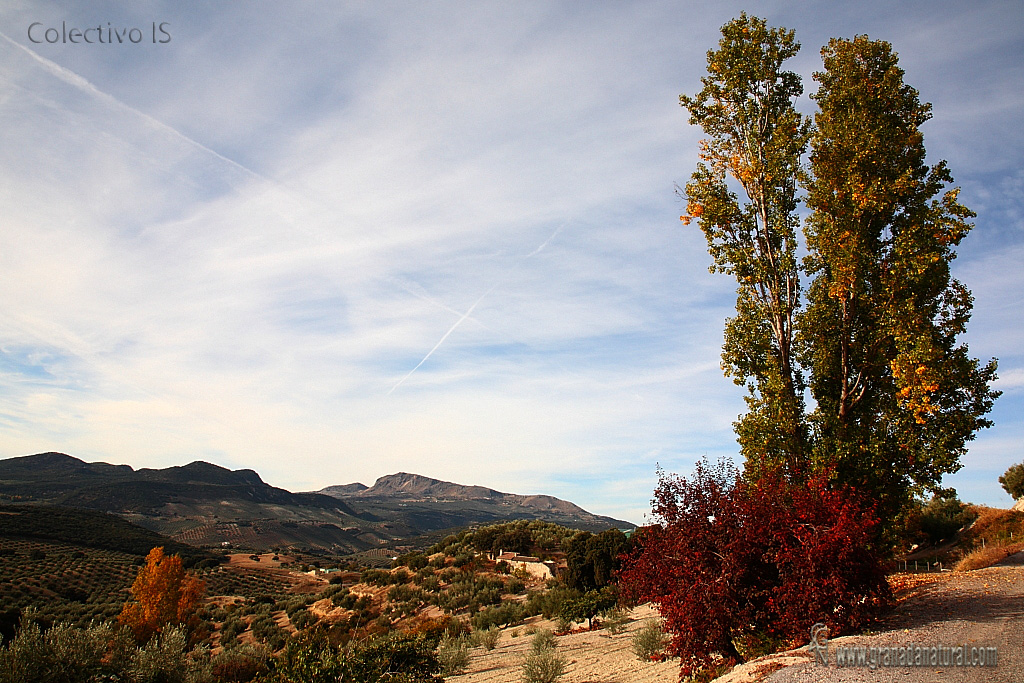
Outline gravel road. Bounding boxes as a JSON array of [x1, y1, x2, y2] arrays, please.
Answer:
[[759, 556, 1024, 683]]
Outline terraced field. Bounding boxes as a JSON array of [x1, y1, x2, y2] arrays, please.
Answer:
[[0, 538, 137, 627]]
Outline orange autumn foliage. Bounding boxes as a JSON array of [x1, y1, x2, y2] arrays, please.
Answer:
[[118, 546, 205, 642]]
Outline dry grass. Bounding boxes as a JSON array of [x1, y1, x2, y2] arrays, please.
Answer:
[[949, 505, 1024, 571], [953, 540, 1024, 572]]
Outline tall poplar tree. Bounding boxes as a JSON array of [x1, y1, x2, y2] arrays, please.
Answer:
[[680, 13, 811, 478], [680, 18, 998, 536], [801, 36, 1000, 525]]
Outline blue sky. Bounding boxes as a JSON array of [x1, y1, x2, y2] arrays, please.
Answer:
[[0, 1, 1021, 524]]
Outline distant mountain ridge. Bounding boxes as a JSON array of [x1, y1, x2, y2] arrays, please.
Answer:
[[0, 453, 632, 553], [317, 472, 608, 518]]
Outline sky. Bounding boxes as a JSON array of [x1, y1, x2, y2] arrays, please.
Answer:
[[0, 1, 1022, 525]]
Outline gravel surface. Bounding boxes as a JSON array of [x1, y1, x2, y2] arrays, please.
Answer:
[[761, 557, 1024, 683]]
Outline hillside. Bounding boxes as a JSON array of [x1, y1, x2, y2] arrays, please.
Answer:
[[0, 454, 631, 553], [0, 504, 212, 563], [313, 472, 632, 534], [0, 453, 376, 553]]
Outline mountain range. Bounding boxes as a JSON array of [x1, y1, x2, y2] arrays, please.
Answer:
[[0, 453, 631, 554]]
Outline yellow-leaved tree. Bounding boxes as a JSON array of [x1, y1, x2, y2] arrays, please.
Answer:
[[118, 546, 205, 642]]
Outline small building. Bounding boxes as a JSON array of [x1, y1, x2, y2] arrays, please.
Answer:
[[493, 551, 555, 580]]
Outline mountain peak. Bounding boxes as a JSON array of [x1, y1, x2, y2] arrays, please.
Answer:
[[364, 472, 501, 500]]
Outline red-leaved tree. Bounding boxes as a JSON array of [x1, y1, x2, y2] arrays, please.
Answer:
[[619, 460, 891, 678]]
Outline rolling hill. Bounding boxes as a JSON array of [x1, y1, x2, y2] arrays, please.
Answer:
[[0, 453, 631, 553]]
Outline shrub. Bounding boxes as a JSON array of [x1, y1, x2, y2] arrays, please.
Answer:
[[268, 627, 442, 683], [436, 635, 471, 676], [471, 602, 525, 630], [954, 541, 1024, 572], [619, 461, 891, 677], [0, 619, 127, 683], [529, 628, 556, 654], [521, 641, 566, 683], [212, 643, 271, 682], [603, 607, 630, 635], [524, 587, 579, 620], [630, 620, 667, 661], [472, 625, 501, 650], [505, 576, 526, 594], [130, 626, 212, 683], [389, 584, 423, 604]]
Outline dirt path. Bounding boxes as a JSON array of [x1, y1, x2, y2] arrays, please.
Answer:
[[745, 560, 1024, 683]]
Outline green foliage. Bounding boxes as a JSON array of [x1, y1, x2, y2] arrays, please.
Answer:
[[267, 626, 442, 683], [630, 620, 668, 661], [912, 493, 977, 546], [602, 607, 630, 635], [521, 631, 566, 683], [436, 635, 471, 676], [562, 529, 630, 592], [524, 586, 580, 621], [679, 12, 811, 476], [471, 602, 525, 630], [557, 587, 617, 629], [426, 521, 579, 559], [680, 14, 999, 541], [472, 625, 501, 650], [432, 574, 506, 613], [211, 643, 271, 682], [131, 627, 212, 683], [0, 504, 215, 565], [0, 619, 212, 683], [0, 538, 138, 629], [1000, 462, 1024, 500], [802, 34, 999, 534], [529, 629, 556, 655]]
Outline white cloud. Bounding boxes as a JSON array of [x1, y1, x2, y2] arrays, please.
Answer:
[[0, 1, 1021, 520]]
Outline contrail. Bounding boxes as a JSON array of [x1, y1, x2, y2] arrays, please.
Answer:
[[387, 222, 565, 395], [0, 31, 290, 193], [525, 223, 564, 257], [387, 284, 498, 395]]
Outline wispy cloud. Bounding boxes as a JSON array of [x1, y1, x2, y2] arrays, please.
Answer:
[[0, 0, 1021, 518]]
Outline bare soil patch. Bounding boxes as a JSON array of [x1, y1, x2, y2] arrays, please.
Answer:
[[450, 605, 679, 683]]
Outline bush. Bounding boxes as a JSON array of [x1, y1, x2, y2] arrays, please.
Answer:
[[914, 493, 977, 545], [436, 635, 471, 676], [619, 461, 891, 677], [0, 619, 130, 683], [211, 644, 271, 682], [630, 620, 667, 661], [954, 541, 1024, 572], [131, 627, 212, 683], [268, 627, 442, 683], [472, 625, 500, 650], [603, 608, 630, 635], [471, 602, 525, 630], [529, 629, 556, 654], [521, 641, 566, 683], [524, 587, 579, 620]]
